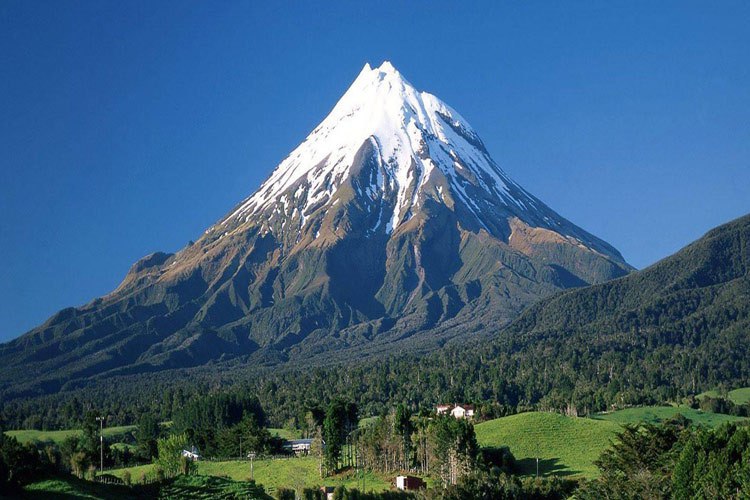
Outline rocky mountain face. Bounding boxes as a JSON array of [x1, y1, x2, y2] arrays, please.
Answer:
[[0, 62, 631, 397]]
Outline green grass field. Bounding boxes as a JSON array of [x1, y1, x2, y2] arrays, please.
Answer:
[[109, 456, 392, 494], [591, 405, 747, 427], [475, 412, 621, 478], [697, 386, 750, 405], [21, 474, 269, 499], [6, 425, 137, 445], [728, 388, 750, 405]]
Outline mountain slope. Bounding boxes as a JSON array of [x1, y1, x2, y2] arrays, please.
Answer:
[[490, 212, 750, 395], [0, 62, 631, 398]]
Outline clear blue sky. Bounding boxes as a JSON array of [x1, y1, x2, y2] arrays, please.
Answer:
[[1, 1, 748, 341]]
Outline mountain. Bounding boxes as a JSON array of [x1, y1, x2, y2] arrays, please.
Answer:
[[0, 62, 630, 398]]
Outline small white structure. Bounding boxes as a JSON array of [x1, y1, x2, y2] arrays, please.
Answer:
[[436, 404, 452, 415], [396, 475, 426, 491], [283, 438, 315, 455], [182, 446, 201, 461], [436, 403, 475, 419], [451, 404, 475, 419]]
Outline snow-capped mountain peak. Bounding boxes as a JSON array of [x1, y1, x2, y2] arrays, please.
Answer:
[[224, 61, 524, 233], [217, 62, 624, 264]]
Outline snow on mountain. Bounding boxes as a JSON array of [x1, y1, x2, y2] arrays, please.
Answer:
[[216, 62, 617, 260]]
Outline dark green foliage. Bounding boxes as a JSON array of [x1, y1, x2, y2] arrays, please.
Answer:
[[578, 419, 750, 499], [672, 423, 750, 499], [215, 414, 282, 458], [699, 395, 750, 416], [327, 487, 415, 499], [0, 432, 50, 489], [302, 487, 324, 500], [322, 399, 358, 472], [276, 487, 296, 499], [578, 418, 686, 499], [80, 411, 100, 463], [429, 471, 573, 500], [136, 414, 160, 460], [427, 416, 479, 486], [478, 446, 515, 474], [171, 392, 266, 457]]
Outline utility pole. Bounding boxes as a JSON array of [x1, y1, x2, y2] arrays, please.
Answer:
[[248, 451, 256, 481], [95, 416, 105, 475]]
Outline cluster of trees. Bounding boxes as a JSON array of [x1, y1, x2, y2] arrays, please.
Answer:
[[313, 400, 480, 487], [579, 417, 750, 499], [321, 399, 359, 473], [170, 391, 282, 458], [694, 395, 750, 417], [434, 472, 574, 500], [0, 430, 52, 491]]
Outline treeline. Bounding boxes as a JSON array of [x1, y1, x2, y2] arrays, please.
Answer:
[[358, 409, 482, 487], [2, 336, 748, 432], [693, 394, 750, 417]]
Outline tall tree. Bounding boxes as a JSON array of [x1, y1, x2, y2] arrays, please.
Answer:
[[136, 414, 159, 460]]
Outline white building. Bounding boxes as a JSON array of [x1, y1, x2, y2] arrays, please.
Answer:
[[436, 403, 475, 419], [283, 438, 317, 455], [396, 475, 426, 490], [181, 446, 201, 461], [450, 404, 475, 419]]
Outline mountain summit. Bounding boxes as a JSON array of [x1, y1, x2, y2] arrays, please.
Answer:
[[0, 62, 631, 396], [219, 61, 623, 257]]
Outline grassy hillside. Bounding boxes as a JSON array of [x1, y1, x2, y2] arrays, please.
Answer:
[[729, 387, 750, 405], [475, 412, 621, 478], [698, 387, 750, 405], [20, 474, 269, 499], [6, 425, 136, 445], [592, 405, 747, 427], [110, 457, 392, 493]]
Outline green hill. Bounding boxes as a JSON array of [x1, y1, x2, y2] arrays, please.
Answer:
[[474, 412, 621, 478], [728, 387, 750, 405], [698, 387, 750, 405], [592, 405, 747, 427]]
